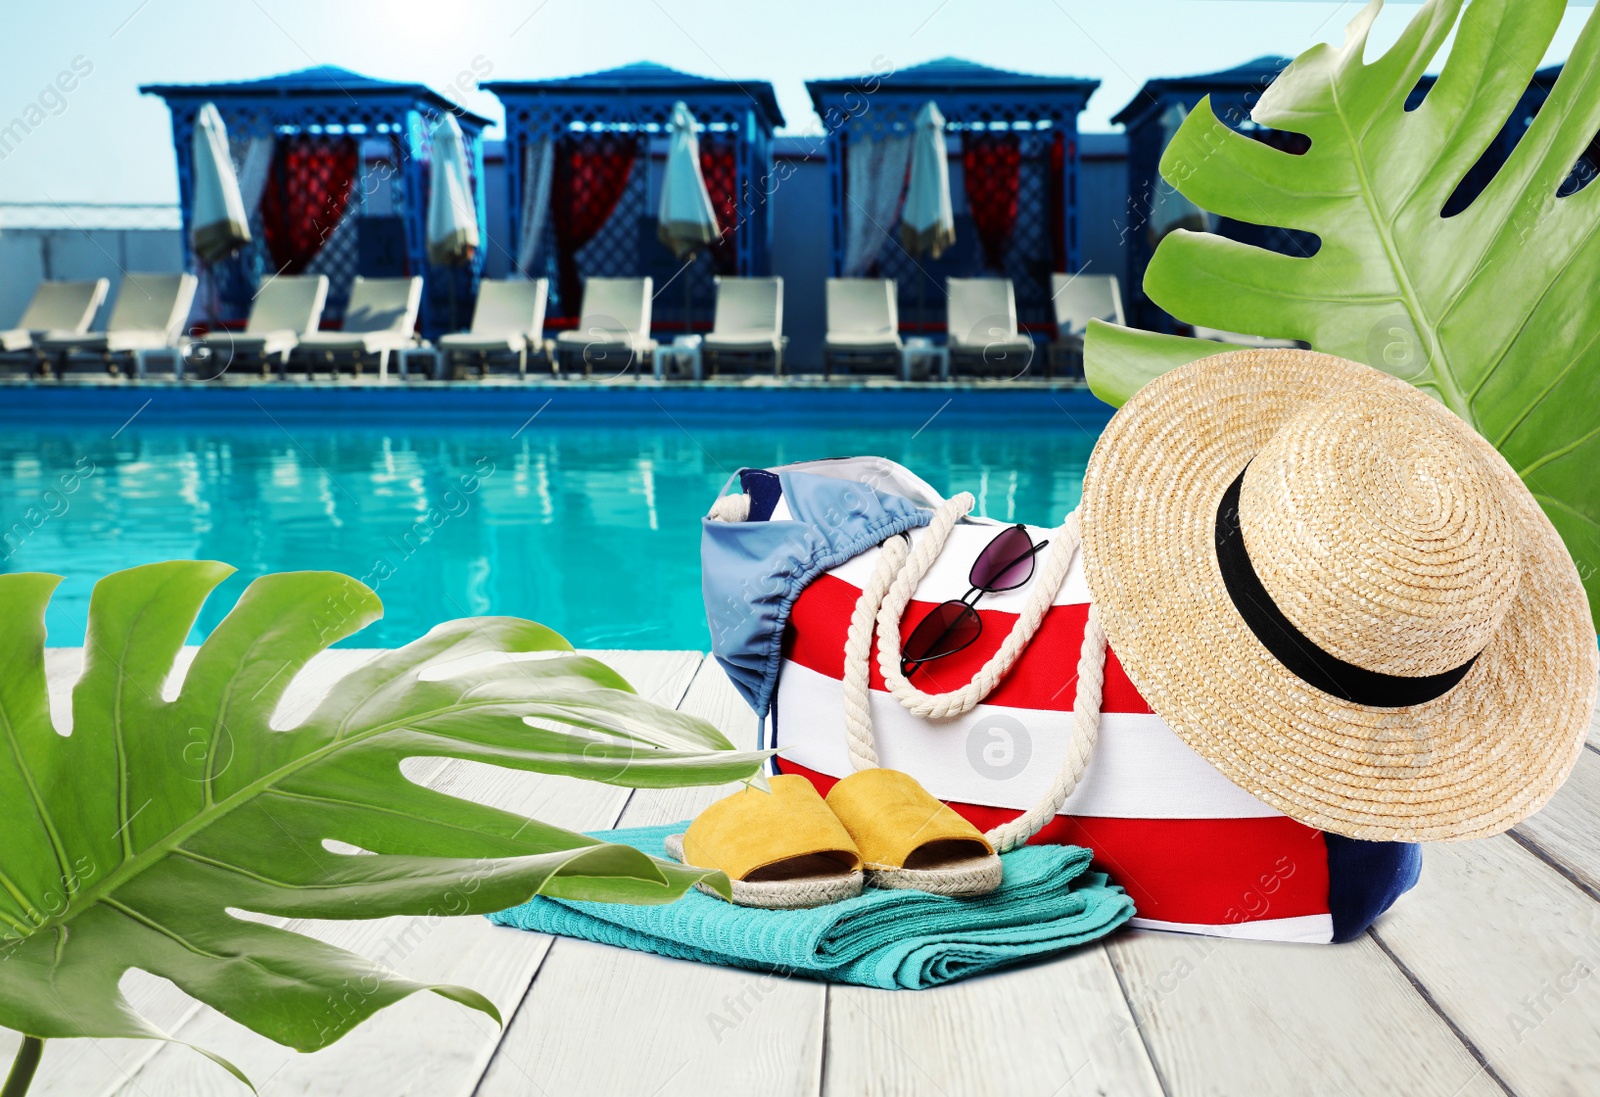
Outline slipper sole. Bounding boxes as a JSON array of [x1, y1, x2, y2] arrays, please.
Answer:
[[665, 833, 864, 910], [866, 854, 1004, 897]]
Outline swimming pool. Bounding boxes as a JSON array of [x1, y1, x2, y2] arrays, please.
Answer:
[[0, 385, 1110, 650]]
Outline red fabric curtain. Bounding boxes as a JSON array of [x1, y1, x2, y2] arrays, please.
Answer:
[[962, 132, 1023, 271], [259, 136, 359, 275], [1048, 133, 1070, 275], [551, 133, 638, 313], [699, 137, 740, 274]]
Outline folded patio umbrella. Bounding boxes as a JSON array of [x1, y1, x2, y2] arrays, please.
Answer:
[[900, 100, 955, 260], [656, 100, 720, 260], [488, 823, 1134, 990], [427, 112, 480, 267], [191, 102, 252, 262], [1148, 102, 1215, 243]]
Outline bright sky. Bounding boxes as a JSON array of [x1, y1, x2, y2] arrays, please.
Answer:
[[0, 0, 1590, 203]]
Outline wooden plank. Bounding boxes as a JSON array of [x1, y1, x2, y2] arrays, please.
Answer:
[[1372, 834, 1600, 1095], [1514, 747, 1600, 900], [1107, 929, 1502, 1097], [10, 649, 701, 1097], [825, 951, 1164, 1097], [475, 658, 829, 1097]]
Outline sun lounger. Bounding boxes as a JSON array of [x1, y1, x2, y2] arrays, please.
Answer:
[[823, 278, 902, 377], [701, 277, 786, 378], [36, 273, 197, 378], [295, 276, 423, 381], [554, 277, 656, 377], [1, 280, 109, 372], [1047, 273, 1124, 379], [1191, 325, 1305, 349], [438, 278, 549, 379], [196, 274, 328, 379], [946, 277, 1036, 379]]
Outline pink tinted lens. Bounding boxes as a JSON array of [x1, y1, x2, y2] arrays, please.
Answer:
[[971, 526, 1037, 591], [904, 601, 983, 665]]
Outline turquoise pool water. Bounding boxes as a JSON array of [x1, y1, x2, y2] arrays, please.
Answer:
[[0, 389, 1109, 650]]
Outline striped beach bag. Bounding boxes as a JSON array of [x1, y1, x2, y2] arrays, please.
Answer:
[[702, 457, 1420, 943]]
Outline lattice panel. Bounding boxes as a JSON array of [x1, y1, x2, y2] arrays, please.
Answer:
[[304, 206, 361, 321], [837, 97, 1080, 139], [1000, 141, 1054, 327], [208, 103, 413, 142], [569, 138, 647, 304], [501, 101, 748, 143]]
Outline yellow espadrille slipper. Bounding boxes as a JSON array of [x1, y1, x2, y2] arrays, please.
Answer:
[[665, 775, 864, 909], [825, 769, 1002, 897]]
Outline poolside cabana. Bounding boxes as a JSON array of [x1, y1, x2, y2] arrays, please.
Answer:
[[484, 63, 785, 327], [140, 66, 491, 338], [806, 58, 1099, 332]]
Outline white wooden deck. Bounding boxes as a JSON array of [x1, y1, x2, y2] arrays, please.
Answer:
[[7, 649, 1600, 1096]]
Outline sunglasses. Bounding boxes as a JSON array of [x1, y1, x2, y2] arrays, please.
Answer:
[[900, 524, 1049, 677]]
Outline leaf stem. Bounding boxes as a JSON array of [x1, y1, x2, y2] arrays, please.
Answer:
[[2, 1037, 43, 1097]]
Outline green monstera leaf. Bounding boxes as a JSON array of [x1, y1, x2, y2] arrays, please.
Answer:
[[0, 562, 760, 1088], [1085, 0, 1600, 624]]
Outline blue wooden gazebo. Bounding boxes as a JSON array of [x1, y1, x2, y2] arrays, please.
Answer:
[[806, 58, 1099, 331], [140, 65, 491, 337], [483, 63, 784, 324]]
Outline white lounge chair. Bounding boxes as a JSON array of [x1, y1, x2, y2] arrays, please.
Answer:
[[197, 274, 328, 379], [296, 276, 423, 381], [701, 277, 786, 378], [1191, 325, 1304, 350], [1049, 273, 1125, 378], [823, 278, 901, 377], [554, 277, 656, 377], [1, 280, 109, 370], [438, 278, 549, 379], [37, 273, 197, 378], [947, 277, 1035, 379]]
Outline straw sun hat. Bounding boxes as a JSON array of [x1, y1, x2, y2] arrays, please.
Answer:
[[1079, 349, 1597, 843]]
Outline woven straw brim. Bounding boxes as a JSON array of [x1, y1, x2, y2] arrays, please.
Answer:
[[1079, 349, 1598, 842]]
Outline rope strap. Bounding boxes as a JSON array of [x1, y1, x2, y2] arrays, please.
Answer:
[[707, 492, 751, 523], [840, 496, 1106, 852]]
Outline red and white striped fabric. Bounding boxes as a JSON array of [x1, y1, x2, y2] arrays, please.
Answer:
[[770, 517, 1338, 943]]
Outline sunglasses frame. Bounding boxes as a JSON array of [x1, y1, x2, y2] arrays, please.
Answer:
[[900, 524, 1050, 677]]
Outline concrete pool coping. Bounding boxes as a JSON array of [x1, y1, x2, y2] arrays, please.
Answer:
[[0, 377, 1115, 421]]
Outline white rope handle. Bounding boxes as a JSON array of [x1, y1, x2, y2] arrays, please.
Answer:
[[840, 498, 1106, 851], [707, 492, 751, 523]]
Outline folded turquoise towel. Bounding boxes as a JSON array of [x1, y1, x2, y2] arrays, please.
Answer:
[[488, 822, 1135, 990]]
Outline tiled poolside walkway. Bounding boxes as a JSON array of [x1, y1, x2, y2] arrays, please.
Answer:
[[6, 649, 1600, 1096]]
